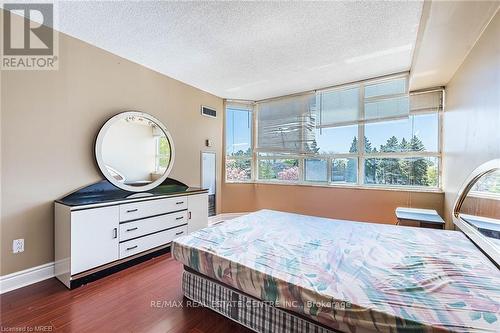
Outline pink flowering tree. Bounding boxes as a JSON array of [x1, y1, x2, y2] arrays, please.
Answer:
[[226, 160, 250, 181], [277, 166, 299, 181]]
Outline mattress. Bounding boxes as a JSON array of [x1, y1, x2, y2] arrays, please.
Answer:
[[182, 269, 338, 333], [172, 210, 500, 333]]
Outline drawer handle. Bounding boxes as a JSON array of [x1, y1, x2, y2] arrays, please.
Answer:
[[175, 231, 184, 236], [126, 227, 138, 232], [126, 245, 138, 251], [175, 216, 184, 220], [113, 228, 117, 239], [126, 209, 138, 213], [176, 201, 184, 205]]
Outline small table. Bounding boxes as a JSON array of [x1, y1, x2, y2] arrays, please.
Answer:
[[395, 207, 445, 229]]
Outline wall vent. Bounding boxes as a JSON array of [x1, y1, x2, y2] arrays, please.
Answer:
[[201, 106, 217, 118]]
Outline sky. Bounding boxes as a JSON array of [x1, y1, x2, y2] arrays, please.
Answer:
[[365, 113, 438, 152], [226, 107, 252, 155], [316, 113, 438, 153]]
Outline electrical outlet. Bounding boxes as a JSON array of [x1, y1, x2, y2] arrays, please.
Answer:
[[13, 239, 24, 254]]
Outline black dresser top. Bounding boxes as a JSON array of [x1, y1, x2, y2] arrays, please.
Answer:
[[56, 178, 207, 207]]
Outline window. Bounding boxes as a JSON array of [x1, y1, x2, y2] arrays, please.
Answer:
[[225, 105, 253, 181], [305, 159, 328, 182], [258, 158, 299, 181], [364, 157, 439, 187], [224, 75, 443, 190], [364, 113, 439, 153], [332, 158, 358, 184], [315, 125, 358, 154], [155, 136, 171, 173]]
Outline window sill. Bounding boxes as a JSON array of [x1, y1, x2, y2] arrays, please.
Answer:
[[224, 180, 444, 193]]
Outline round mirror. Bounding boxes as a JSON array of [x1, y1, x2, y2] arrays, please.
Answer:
[[454, 159, 500, 265], [95, 111, 175, 192]]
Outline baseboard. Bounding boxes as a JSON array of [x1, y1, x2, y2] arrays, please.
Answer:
[[0, 214, 250, 294], [208, 212, 251, 225], [0, 262, 55, 294]]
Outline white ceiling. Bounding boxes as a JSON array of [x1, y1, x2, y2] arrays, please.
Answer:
[[410, 1, 500, 90], [8, 1, 498, 100], [48, 1, 423, 100]]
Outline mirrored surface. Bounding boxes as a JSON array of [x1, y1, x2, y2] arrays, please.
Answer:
[[459, 169, 500, 251], [95, 112, 174, 192]]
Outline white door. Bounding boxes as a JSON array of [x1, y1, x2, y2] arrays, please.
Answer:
[[201, 152, 216, 216], [201, 152, 216, 195], [188, 193, 209, 233], [71, 206, 119, 274]]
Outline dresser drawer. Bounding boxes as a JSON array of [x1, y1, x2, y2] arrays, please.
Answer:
[[119, 196, 187, 222], [119, 211, 187, 241], [119, 225, 187, 259]]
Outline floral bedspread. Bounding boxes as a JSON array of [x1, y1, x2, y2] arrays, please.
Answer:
[[172, 210, 500, 333]]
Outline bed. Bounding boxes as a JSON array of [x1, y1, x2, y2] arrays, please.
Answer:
[[172, 210, 500, 333]]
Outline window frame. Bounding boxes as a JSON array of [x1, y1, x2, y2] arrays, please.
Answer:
[[224, 74, 443, 192], [224, 102, 255, 183]]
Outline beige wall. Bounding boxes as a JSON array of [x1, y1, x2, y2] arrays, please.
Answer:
[[1, 29, 223, 275], [443, 11, 500, 228], [222, 183, 444, 225]]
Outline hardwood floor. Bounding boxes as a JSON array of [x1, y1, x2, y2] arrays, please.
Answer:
[[0, 253, 252, 333]]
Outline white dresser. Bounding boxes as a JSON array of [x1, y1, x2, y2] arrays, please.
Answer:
[[54, 181, 208, 288]]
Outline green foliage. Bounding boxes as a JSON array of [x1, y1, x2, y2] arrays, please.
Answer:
[[349, 137, 358, 153], [258, 160, 275, 179], [259, 159, 299, 180], [426, 164, 438, 187], [158, 137, 170, 155], [345, 158, 357, 183], [229, 147, 252, 157], [333, 159, 347, 180], [229, 159, 251, 171], [157, 137, 171, 169], [349, 135, 433, 186], [226, 159, 251, 181], [380, 136, 400, 152]]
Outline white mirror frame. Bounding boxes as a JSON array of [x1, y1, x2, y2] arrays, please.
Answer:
[[95, 111, 176, 193], [453, 159, 500, 266]]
